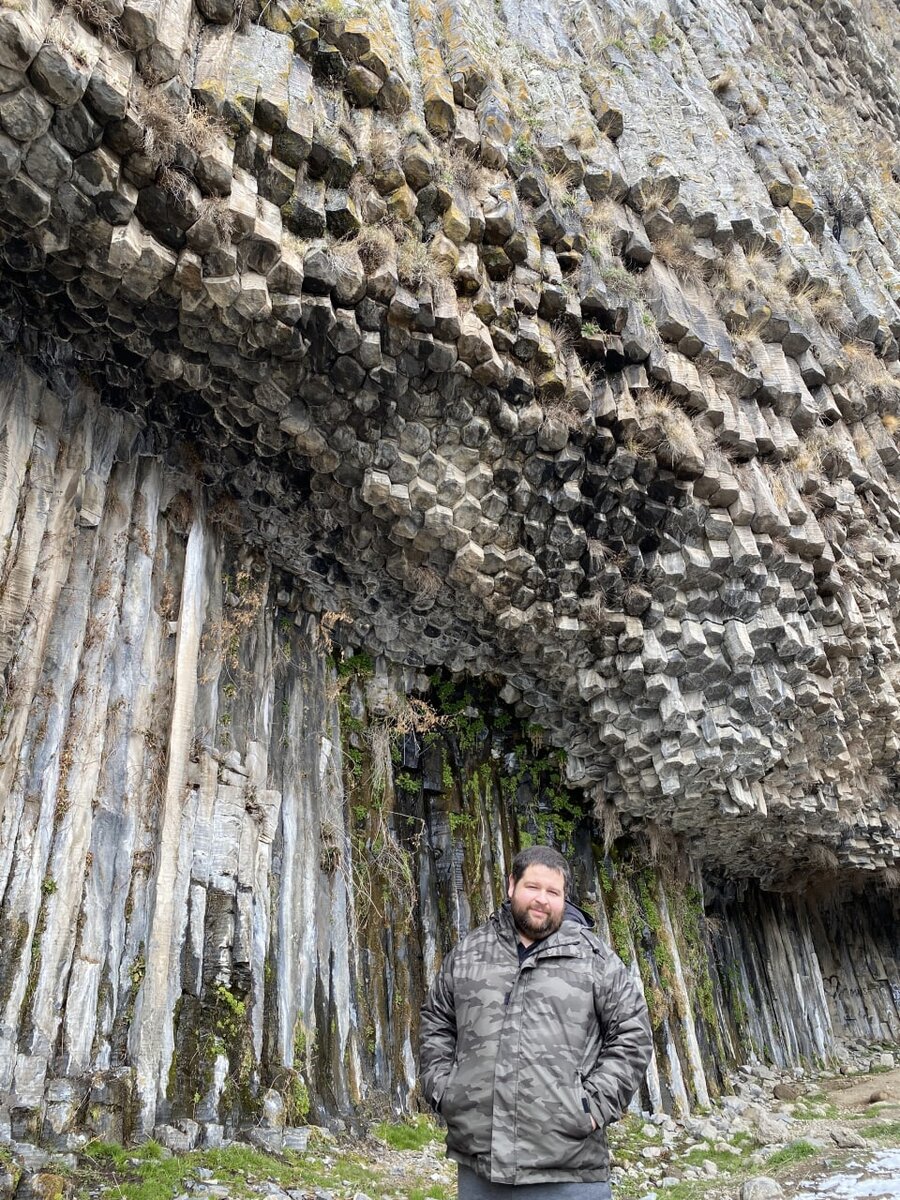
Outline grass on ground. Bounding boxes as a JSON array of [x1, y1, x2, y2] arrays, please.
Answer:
[[860, 1119, 900, 1140], [75, 1128, 451, 1200], [373, 1114, 441, 1151], [765, 1140, 819, 1167]]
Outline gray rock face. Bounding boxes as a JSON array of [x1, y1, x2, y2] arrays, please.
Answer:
[[0, 0, 895, 889], [0, 0, 899, 1148], [0, 361, 897, 1141]]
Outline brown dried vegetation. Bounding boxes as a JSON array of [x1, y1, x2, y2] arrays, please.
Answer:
[[137, 86, 224, 170], [652, 224, 705, 280], [198, 196, 236, 244], [710, 65, 737, 94], [439, 145, 484, 195], [634, 389, 701, 466], [352, 225, 394, 273], [396, 235, 447, 290], [64, 0, 121, 40]]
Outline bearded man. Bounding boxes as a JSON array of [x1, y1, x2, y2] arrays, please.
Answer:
[[419, 845, 652, 1199]]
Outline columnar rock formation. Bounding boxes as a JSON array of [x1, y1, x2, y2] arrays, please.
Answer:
[[0, 0, 899, 1153]]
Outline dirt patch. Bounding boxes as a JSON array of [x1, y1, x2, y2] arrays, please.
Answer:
[[820, 1066, 900, 1110]]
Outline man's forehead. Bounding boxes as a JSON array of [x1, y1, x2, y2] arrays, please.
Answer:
[[514, 864, 566, 887]]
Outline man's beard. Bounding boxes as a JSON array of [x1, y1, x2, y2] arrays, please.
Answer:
[[510, 894, 564, 941]]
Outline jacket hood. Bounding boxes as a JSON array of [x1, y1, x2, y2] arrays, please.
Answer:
[[564, 899, 595, 928]]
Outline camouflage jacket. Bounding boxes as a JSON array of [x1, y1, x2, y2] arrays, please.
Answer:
[[419, 902, 652, 1185]]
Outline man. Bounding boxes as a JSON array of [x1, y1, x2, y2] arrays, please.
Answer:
[[419, 845, 652, 1199]]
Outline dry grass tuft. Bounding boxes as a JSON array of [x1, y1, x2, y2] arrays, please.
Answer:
[[710, 65, 737, 94], [768, 467, 788, 508], [353, 225, 394, 273], [549, 322, 573, 358], [317, 608, 353, 655], [45, 20, 91, 66], [198, 196, 235, 243], [368, 128, 398, 170], [728, 308, 770, 343], [790, 439, 823, 476], [544, 397, 584, 431], [439, 146, 483, 195], [138, 86, 224, 169], [598, 261, 646, 300], [396, 236, 437, 290], [843, 342, 900, 397], [635, 388, 700, 465], [653, 224, 702, 279], [547, 168, 579, 210], [708, 247, 753, 298], [596, 795, 622, 854], [208, 494, 244, 532], [157, 165, 193, 204], [811, 288, 849, 333], [790, 424, 843, 476], [64, 0, 121, 40]]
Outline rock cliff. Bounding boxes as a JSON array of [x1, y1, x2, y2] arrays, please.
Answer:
[[0, 0, 899, 1154]]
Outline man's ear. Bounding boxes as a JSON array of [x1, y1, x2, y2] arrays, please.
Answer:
[[507, 874, 515, 900]]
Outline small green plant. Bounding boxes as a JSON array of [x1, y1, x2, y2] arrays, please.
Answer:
[[41, 877, 57, 896], [514, 133, 537, 162], [337, 651, 374, 679], [765, 1140, 819, 1167], [448, 811, 475, 834], [395, 772, 420, 796], [649, 32, 669, 52]]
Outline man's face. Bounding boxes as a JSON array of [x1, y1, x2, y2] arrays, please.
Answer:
[[508, 864, 567, 942]]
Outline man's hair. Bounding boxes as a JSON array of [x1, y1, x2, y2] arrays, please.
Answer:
[[510, 845, 572, 898]]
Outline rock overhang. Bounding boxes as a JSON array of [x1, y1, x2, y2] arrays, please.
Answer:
[[1, 0, 900, 884]]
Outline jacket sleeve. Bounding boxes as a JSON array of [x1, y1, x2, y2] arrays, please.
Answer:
[[419, 947, 458, 1111], [583, 948, 653, 1127]]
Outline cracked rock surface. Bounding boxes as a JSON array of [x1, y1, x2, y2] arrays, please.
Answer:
[[1, 0, 900, 886]]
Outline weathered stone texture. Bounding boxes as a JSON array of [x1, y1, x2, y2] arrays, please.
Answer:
[[0, 0, 900, 1143]]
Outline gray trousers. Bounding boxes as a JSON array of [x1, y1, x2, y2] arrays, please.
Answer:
[[458, 1165, 613, 1199]]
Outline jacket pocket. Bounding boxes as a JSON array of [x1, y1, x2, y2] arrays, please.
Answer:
[[554, 1079, 595, 1138], [437, 1060, 460, 1116]]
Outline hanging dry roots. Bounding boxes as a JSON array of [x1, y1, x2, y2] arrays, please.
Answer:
[[596, 795, 622, 853]]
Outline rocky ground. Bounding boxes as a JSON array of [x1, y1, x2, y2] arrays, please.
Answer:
[[2, 1045, 900, 1200], [607, 1046, 900, 1199]]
